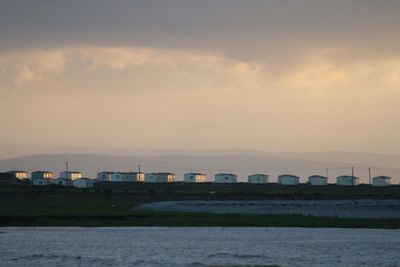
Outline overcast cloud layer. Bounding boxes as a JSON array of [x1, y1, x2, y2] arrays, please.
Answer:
[[0, 0, 399, 153]]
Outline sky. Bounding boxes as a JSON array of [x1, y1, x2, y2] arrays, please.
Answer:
[[0, 0, 400, 153]]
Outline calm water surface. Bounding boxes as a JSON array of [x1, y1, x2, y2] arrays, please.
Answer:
[[0, 227, 399, 267]]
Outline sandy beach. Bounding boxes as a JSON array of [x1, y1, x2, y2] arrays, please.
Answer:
[[137, 199, 400, 219]]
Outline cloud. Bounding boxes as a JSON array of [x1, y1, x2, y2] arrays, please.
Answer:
[[79, 46, 265, 90], [1, 46, 400, 92], [79, 47, 170, 70], [0, 46, 263, 88], [275, 48, 400, 91], [0, 50, 66, 86], [77, 46, 400, 92]]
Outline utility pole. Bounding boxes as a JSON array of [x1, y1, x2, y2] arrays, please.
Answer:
[[368, 168, 371, 185], [65, 161, 69, 179], [138, 164, 141, 173], [351, 166, 354, 186]]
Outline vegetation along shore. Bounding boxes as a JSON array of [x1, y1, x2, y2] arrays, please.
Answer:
[[1, 183, 400, 228]]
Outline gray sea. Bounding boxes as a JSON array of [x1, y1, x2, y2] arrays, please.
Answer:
[[0, 227, 399, 267]]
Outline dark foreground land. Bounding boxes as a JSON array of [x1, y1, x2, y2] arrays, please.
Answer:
[[1, 183, 400, 228]]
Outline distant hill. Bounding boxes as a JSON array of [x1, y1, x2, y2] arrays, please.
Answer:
[[0, 150, 399, 183]]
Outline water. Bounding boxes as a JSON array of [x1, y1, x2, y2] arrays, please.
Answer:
[[0, 227, 399, 267]]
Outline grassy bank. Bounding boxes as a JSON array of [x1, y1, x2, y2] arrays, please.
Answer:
[[2, 183, 400, 200], [2, 211, 400, 228], [1, 185, 400, 228]]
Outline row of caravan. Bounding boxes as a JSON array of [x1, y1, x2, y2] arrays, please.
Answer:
[[3, 170, 393, 187], [97, 172, 392, 187], [218, 173, 390, 187]]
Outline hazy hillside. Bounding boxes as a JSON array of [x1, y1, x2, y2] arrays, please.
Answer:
[[0, 144, 272, 160], [0, 152, 399, 183], [274, 151, 400, 170]]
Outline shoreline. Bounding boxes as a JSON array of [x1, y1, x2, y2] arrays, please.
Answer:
[[2, 205, 400, 229], [1, 213, 400, 229], [137, 199, 400, 219]]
